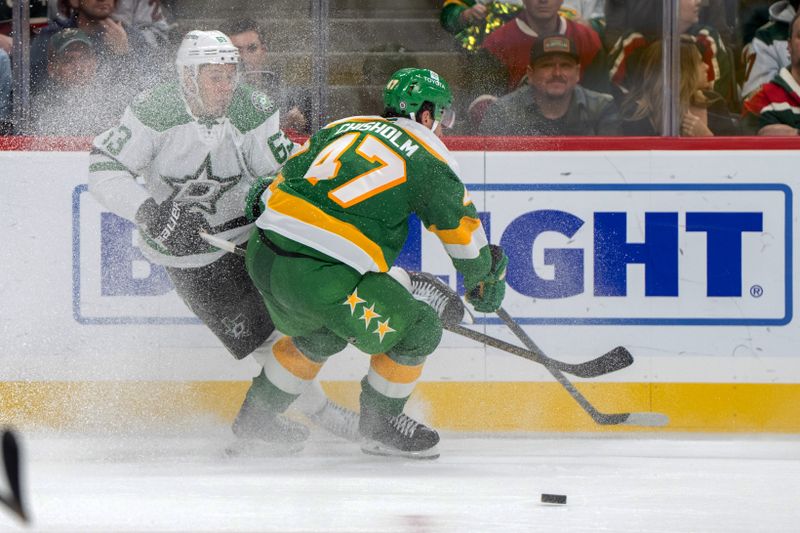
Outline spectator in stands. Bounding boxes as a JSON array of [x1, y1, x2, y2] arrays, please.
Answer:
[[472, 0, 610, 96], [1, 21, 16, 134], [220, 18, 310, 134], [441, 1, 603, 48], [113, 0, 175, 48], [741, 0, 799, 99], [562, 0, 605, 20], [479, 34, 621, 135], [740, 0, 774, 48], [620, 40, 740, 136], [604, 0, 731, 50], [609, 0, 736, 110], [0, 48, 10, 133], [28, 28, 128, 135], [30, 0, 151, 93], [743, 11, 800, 134], [440, 0, 523, 52]]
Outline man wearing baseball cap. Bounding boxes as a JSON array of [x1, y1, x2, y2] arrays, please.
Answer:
[[47, 28, 97, 88], [27, 27, 127, 135], [478, 34, 621, 136]]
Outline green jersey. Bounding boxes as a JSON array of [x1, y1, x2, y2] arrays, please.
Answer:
[[255, 115, 492, 287]]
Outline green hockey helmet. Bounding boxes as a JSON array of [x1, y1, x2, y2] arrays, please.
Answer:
[[383, 68, 455, 129]]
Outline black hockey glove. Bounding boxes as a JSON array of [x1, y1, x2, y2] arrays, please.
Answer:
[[465, 244, 508, 313], [135, 198, 210, 255]]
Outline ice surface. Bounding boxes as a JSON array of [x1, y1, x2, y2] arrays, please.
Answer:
[[4, 426, 800, 532]]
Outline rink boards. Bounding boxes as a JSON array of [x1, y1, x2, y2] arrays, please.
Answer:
[[1, 147, 799, 432]]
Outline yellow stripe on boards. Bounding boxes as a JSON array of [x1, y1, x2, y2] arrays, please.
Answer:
[[369, 353, 423, 385], [267, 188, 389, 271], [272, 337, 323, 380], [3, 382, 800, 433], [429, 216, 483, 245]]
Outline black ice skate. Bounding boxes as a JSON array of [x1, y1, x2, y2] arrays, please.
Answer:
[[359, 408, 440, 460], [228, 396, 310, 456], [408, 271, 468, 326]]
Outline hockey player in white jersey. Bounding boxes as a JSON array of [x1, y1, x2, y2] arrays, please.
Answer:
[[88, 30, 358, 452]]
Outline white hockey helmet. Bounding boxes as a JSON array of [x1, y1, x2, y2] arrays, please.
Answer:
[[176, 30, 240, 105]]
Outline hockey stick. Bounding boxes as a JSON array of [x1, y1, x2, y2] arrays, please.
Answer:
[[0, 430, 28, 523], [494, 309, 670, 428], [200, 232, 632, 379], [199, 231, 246, 257], [495, 308, 634, 378], [442, 322, 632, 378]]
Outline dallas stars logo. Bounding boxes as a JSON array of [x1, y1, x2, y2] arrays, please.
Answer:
[[222, 314, 250, 339], [162, 154, 240, 215]]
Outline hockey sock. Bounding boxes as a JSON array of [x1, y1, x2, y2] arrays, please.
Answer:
[[255, 337, 325, 412], [361, 353, 424, 416]]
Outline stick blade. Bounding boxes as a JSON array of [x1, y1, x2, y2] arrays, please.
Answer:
[[570, 346, 634, 378], [2, 430, 28, 523], [619, 412, 670, 427]]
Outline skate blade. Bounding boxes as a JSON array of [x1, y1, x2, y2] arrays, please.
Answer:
[[224, 438, 305, 458], [360, 440, 440, 460]]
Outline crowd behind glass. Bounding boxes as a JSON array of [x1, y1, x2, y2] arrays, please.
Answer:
[[0, 0, 797, 137]]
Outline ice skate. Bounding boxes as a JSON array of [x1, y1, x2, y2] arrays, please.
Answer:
[[408, 271, 468, 326], [228, 395, 310, 456], [305, 399, 361, 442], [359, 407, 440, 460], [291, 380, 361, 442]]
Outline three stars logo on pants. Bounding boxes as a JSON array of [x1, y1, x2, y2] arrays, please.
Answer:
[[342, 289, 396, 343]]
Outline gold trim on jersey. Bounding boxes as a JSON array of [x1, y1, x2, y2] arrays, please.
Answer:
[[263, 188, 389, 273], [428, 216, 488, 260]]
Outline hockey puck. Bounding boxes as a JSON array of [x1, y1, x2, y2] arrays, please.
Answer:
[[540, 493, 567, 505]]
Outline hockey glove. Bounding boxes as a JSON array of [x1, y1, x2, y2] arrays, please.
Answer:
[[245, 175, 274, 223], [465, 244, 508, 313], [135, 198, 210, 255]]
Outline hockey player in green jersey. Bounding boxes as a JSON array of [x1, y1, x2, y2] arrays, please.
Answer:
[[88, 30, 358, 452], [244, 68, 509, 459]]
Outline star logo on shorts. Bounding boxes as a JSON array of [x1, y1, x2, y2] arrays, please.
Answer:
[[222, 314, 250, 339], [343, 289, 366, 315], [162, 154, 240, 215], [359, 304, 381, 329], [374, 318, 396, 343]]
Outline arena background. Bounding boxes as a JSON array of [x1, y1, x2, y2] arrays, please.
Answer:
[[1, 137, 797, 433]]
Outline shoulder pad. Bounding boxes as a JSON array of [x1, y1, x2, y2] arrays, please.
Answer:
[[228, 84, 277, 133], [131, 82, 193, 132], [250, 90, 275, 115]]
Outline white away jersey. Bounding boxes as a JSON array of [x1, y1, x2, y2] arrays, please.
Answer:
[[89, 81, 295, 268]]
